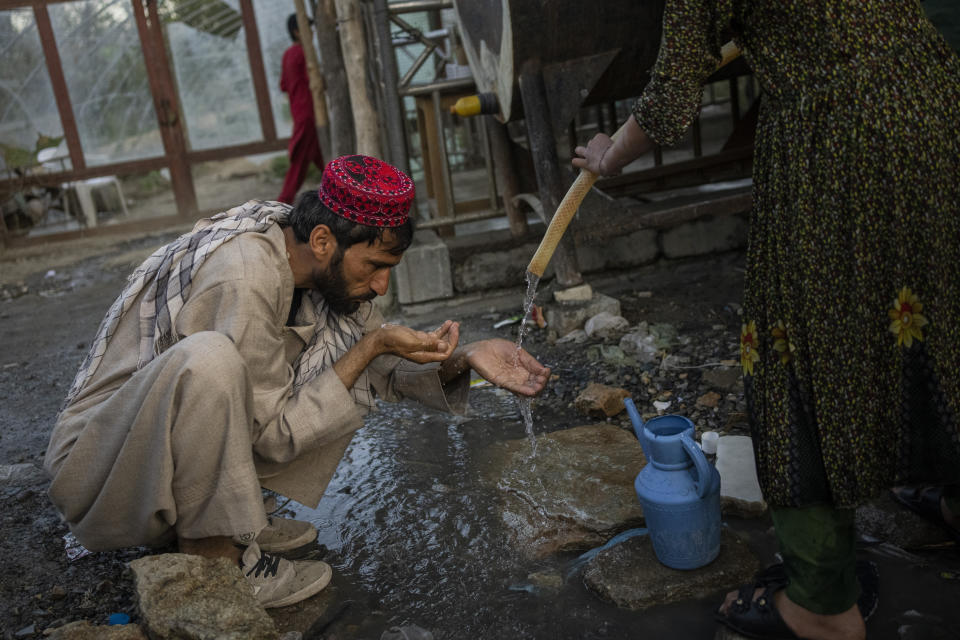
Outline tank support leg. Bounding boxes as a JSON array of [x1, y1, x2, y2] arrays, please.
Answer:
[[519, 62, 583, 288]]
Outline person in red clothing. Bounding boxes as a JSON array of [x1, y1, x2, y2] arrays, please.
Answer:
[[277, 14, 324, 204]]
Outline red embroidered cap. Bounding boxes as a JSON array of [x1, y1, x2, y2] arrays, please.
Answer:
[[318, 155, 414, 227]]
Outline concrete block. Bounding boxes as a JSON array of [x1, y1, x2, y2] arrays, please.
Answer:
[[554, 283, 593, 303], [577, 228, 659, 272], [394, 230, 453, 304], [661, 214, 748, 259], [716, 435, 767, 517], [544, 292, 620, 338]]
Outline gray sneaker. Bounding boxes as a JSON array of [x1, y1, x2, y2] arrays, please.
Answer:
[[234, 515, 318, 553], [241, 542, 331, 608]]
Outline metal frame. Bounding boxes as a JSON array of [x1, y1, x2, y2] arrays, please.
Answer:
[[0, 0, 289, 247]]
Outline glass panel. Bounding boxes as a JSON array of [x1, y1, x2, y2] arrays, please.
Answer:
[[252, 0, 294, 140], [0, 9, 69, 174], [161, 0, 262, 151], [48, 0, 164, 166]]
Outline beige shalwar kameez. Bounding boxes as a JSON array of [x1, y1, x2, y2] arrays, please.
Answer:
[[45, 225, 468, 551]]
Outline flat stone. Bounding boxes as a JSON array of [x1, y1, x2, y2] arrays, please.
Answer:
[[697, 391, 722, 408], [717, 436, 766, 517], [45, 621, 147, 639], [584, 312, 630, 340], [545, 293, 621, 338], [130, 553, 278, 640], [482, 424, 646, 558], [583, 528, 760, 610], [701, 367, 742, 393], [575, 382, 630, 418], [553, 283, 593, 303]]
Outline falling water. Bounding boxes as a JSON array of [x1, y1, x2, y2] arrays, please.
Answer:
[[514, 270, 541, 455]]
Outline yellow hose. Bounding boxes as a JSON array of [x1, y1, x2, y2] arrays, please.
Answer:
[[526, 42, 742, 279]]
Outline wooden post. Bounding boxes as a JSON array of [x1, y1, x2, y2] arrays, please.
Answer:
[[334, 0, 382, 157], [315, 0, 355, 158], [293, 0, 331, 160], [519, 61, 582, 287], [486, 117, 528, 238]]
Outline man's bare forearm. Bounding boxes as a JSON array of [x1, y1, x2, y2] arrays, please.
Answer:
[[332, 331, 382, 390]]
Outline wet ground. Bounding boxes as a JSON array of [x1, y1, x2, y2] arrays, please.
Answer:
[[1, 230, 958, 639]]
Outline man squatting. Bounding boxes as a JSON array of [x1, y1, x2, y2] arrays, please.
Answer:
[[44, 155, 550, 608]]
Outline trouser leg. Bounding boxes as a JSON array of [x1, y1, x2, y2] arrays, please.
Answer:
[[771, 504, 860, 616], [48, 332, 268, 550], [278, 129, 321, 204]]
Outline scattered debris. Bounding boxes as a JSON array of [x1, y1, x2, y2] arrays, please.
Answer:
[[64, 533, 93, 562]]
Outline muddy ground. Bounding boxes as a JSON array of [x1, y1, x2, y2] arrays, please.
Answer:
[[0, 229, 956, 639]]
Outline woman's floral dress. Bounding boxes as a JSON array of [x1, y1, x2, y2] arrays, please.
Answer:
[[632, 0, 960, 508]]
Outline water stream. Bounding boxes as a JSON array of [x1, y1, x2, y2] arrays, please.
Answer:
[[514, 270, 541, 455]]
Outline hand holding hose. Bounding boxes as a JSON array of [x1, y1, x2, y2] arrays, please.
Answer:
[[572, 116, 654, 177]]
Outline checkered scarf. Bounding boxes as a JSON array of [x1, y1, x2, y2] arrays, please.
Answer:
[[62, 200, 374, 412]]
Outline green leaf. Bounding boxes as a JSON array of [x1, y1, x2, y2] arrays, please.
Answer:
[[0, 143, 37, 170]]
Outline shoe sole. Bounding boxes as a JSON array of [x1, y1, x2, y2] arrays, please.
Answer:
[[256, 526, 320, 553], [261, 562, 332, 609]]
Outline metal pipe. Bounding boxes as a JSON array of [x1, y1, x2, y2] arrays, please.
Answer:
[[416, 209, 504, 229], [389, 1, 452, 14], [398, 41, 438, 89], [400, 77, 474, 97]]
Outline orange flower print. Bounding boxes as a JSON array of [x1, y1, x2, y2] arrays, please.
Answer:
[[740, 321, 760, 376], [888, 286, 928, 348], [771, 320, 794, 365]]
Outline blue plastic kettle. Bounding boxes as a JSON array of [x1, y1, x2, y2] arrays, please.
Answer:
[[624, 397, 721, 570]]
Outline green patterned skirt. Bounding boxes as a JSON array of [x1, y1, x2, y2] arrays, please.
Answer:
[[742, 29, 960, 508]]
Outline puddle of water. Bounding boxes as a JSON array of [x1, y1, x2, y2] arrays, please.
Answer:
[[286, 391, 726, 639]]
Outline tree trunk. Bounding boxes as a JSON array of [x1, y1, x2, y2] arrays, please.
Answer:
[[333, 0, 381, 158], [314, 0, 354, 158], [293, 0, 331, 160]]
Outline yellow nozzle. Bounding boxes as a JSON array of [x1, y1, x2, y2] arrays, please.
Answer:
[[449, 93, 499, 117], [451, 95, 482, 116]]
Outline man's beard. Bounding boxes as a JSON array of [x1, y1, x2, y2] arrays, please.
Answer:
[[310, 249, 375, 315]]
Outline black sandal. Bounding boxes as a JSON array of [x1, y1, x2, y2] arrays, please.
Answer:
[[715, 580, 808, 640], [744, 560, 879, 621], [891, 485, 960, 543]]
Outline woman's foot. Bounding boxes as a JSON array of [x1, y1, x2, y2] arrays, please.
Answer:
[[718, 585, 865, 640]]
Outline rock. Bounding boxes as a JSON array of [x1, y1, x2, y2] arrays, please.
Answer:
[[716, 436, 766, 517], [0, 463, 46, 487], [696, 392, 722, 408], [544, 293, 620, 338], [855, 492, 956, 548], [45, 621, 147, 639], [702, 367, 742, 393], [556, 329, 588, 344], [483, 425, 646, 558], [526, 569, 564, 592], [619, 332, 661, 365], [575, 383, 630, 418], [582, 529, 760, 610], [553, 284, 593, 303], [584, 312, 630, 340], [129, 553, 278, 640], [381, 625, 433, 640]]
